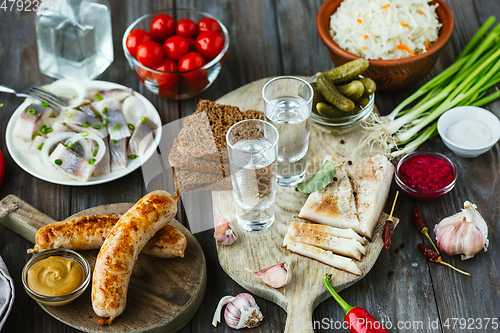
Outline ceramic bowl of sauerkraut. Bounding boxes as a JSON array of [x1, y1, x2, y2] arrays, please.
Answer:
[[317, 0, 453, 91]]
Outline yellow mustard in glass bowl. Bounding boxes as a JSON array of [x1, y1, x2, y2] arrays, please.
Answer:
[[22, 248, 90, 306]]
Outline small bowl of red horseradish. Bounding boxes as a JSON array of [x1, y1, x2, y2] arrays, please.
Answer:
[[395, 151, 457, 200], [437, 106, 500, 158]]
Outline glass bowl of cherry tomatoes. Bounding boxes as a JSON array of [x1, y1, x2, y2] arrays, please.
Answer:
[[122, 9, 229, 100]]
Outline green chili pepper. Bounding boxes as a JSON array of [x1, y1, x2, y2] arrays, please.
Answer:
[[102, 107, 108, 114], [41, 101, 49, 107], [94, 93, 103, 101], [27, 108, 36, 115], [113, 123, 121, 131], [140, 117, 148, 123], [128, 123, 135, 131], [129, 155, 138, 160], [54, 159, 62, 165], [37, 143, 44, 150], [102, 119, 108, 126], [92, 124, 101, 130]]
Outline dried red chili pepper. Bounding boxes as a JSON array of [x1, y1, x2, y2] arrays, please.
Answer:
[[412, 207, 440, 254], [417, 243, 470, 276], [323, 274, 390, 333], [382, 191, 399, 250]]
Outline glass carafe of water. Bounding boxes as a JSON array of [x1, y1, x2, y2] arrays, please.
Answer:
[[35, 0, 114, 80]]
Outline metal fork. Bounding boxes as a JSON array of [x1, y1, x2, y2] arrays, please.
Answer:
[[0, 85, 69, 111]]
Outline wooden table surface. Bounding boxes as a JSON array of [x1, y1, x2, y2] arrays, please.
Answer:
[[1, 1, 499, 332]]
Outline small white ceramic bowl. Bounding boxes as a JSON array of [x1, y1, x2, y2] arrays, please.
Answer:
[[437, 106, 500, 158]]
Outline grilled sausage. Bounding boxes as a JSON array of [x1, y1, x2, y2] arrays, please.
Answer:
[[28, 214, 186, 258], [92, 190, 178, 325]]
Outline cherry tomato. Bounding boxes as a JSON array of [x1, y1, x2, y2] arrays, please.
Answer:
[[186, 38, 196, 52], [175, 18, 198, 39], [150, 14, 175, 42], [178, 52, 206, 79], [195, 31, 225, 61], [137, 41, 164, 68], [198, 17, 222, 34], [138, 67, 154, 81], [163, 35, 189, 60], [153, 58, 180, 87], [126, 29, 152, 57]]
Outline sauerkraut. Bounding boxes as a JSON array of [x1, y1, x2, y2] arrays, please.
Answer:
[[330, 0, 442, 60]]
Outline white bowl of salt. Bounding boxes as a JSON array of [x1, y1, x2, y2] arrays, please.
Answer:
[[437, 106, 500, 158]]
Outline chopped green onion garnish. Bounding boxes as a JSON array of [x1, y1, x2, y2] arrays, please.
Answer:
[[81, 131, 89, 137], [129, 155, 138, 160], [73, 107, 82, 111], [95, 113, 102, 119], [128, 123, 135, 131], [89, 158, 96, 165], [102, 119, 108, 126], [140, 117, 148, 123], [113, 123, 121, 130], [37, 143, 44, 150], [54, 159, 62, 165], [62, 122, 66, 125], [65, 113, 73, 118], [65, 141, 73, 149], [81, 121, 90, 128], [45, 127, 53, 133], [41, 101, 49, 107], [0, 103, 4, 109], [93, 149, 98, 157], [112, 139, 117, 144], [94, 93, 103, 101], [33, 133, 41, 139], [73, 95, 77, 99], [102, 107, 108, 114], [27, 108, 36, 115], [95, 143, 99, 146], [40, 125, 48, 134], [92, 124, 101, 130]]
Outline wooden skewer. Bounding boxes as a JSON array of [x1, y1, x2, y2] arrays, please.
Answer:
[[387, 191, 399, 223]]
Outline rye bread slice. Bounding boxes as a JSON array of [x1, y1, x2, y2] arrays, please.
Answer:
[[169, 138, 230, 175], [178, 100, 264, 162], [174, 168, 232, 193]]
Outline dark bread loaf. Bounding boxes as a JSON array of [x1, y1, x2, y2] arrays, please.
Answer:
[[174, 169, 232, 193], [169, 138, 230, 175]]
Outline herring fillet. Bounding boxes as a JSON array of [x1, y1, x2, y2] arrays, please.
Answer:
[[64, 106, 108, 138], [287, 222, 367, 260], [49, 143, 95, 181], [109, 138, 127, 171], [13, 103, 54, 141], [92, 138, 111, 176], [283, 235, 362, 276], [106, 109, 131, 141], [128, 121, 157, 156]]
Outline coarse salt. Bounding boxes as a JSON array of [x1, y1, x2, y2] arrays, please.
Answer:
[[446, 120, 491, 148]]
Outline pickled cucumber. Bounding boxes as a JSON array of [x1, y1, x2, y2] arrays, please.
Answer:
[[317, 102, 346, 118], [317, 73, 355, 112], [322, 58, 370, 84], [337, 80, 365, 101], [357, 96, 370, 108], [360, 77, 377, 96], [311, 82, 326, 114]]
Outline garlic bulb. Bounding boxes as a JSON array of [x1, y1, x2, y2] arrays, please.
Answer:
[[214, 216, 238, 245], [434, 201, 489, 260], [246, 262, 292, 288], [212, 293, 264, 329]]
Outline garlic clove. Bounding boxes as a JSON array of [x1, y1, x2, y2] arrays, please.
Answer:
[[214, 217, 238, 245], [246, 262, 292, 288], [434, 201, 489, 260], [212, 293, 263, 329]]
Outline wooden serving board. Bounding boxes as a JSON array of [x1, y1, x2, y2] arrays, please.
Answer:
[[212, 78, 399, 333], [0, 194, 206, 333]]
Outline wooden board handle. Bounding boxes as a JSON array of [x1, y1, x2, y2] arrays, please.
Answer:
[[0, 194, 56, 243], [285, 302, 314, 333]]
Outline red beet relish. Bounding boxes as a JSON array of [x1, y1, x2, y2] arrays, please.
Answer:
[[398, 154, 454, 192]]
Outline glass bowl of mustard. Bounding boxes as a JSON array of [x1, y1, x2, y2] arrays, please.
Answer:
[[22, 248, 91, 306]]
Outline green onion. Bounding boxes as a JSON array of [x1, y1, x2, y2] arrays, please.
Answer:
[[93, 149, 98, 157], [45, 127, 53, 134], [112, 139, 117, 144], [41, 101, 49, 107], [102, 107, 108, 114], [66, 141, 73, 149], [102, 119, 108, 126], [54, 159, 62, 165], [81, 131, 89, 137], [94, 93, 104, 101], [361, 17, 500, 159], [128, 123, 135, 131], [140, 117, 148, 123], [37, 143, 44, 150], [89, 158, 96, 165], [81, 121, 90, 128], [95, 113, 102, 119], [73, 107, 82, 111], [62, 122, 66, 125], [113, 123, 121, 130], [33, 133, 41, 139], [129, 155, 138, 160], [92, 124, 101, 130], [27, 108, 36, 115], [65, 113, 73, 118], [0, 103, 4, 109], [40, 125, 48, 134]]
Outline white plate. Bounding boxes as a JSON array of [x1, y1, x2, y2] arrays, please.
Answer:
[[6, 80, 162, 186]]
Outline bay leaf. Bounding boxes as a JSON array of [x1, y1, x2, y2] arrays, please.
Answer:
[[297, 160, 338, 193]]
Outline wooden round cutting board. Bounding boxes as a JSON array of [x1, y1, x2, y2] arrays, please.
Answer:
[[212, 78, 398, 333], [0, 195, 206, 333]]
